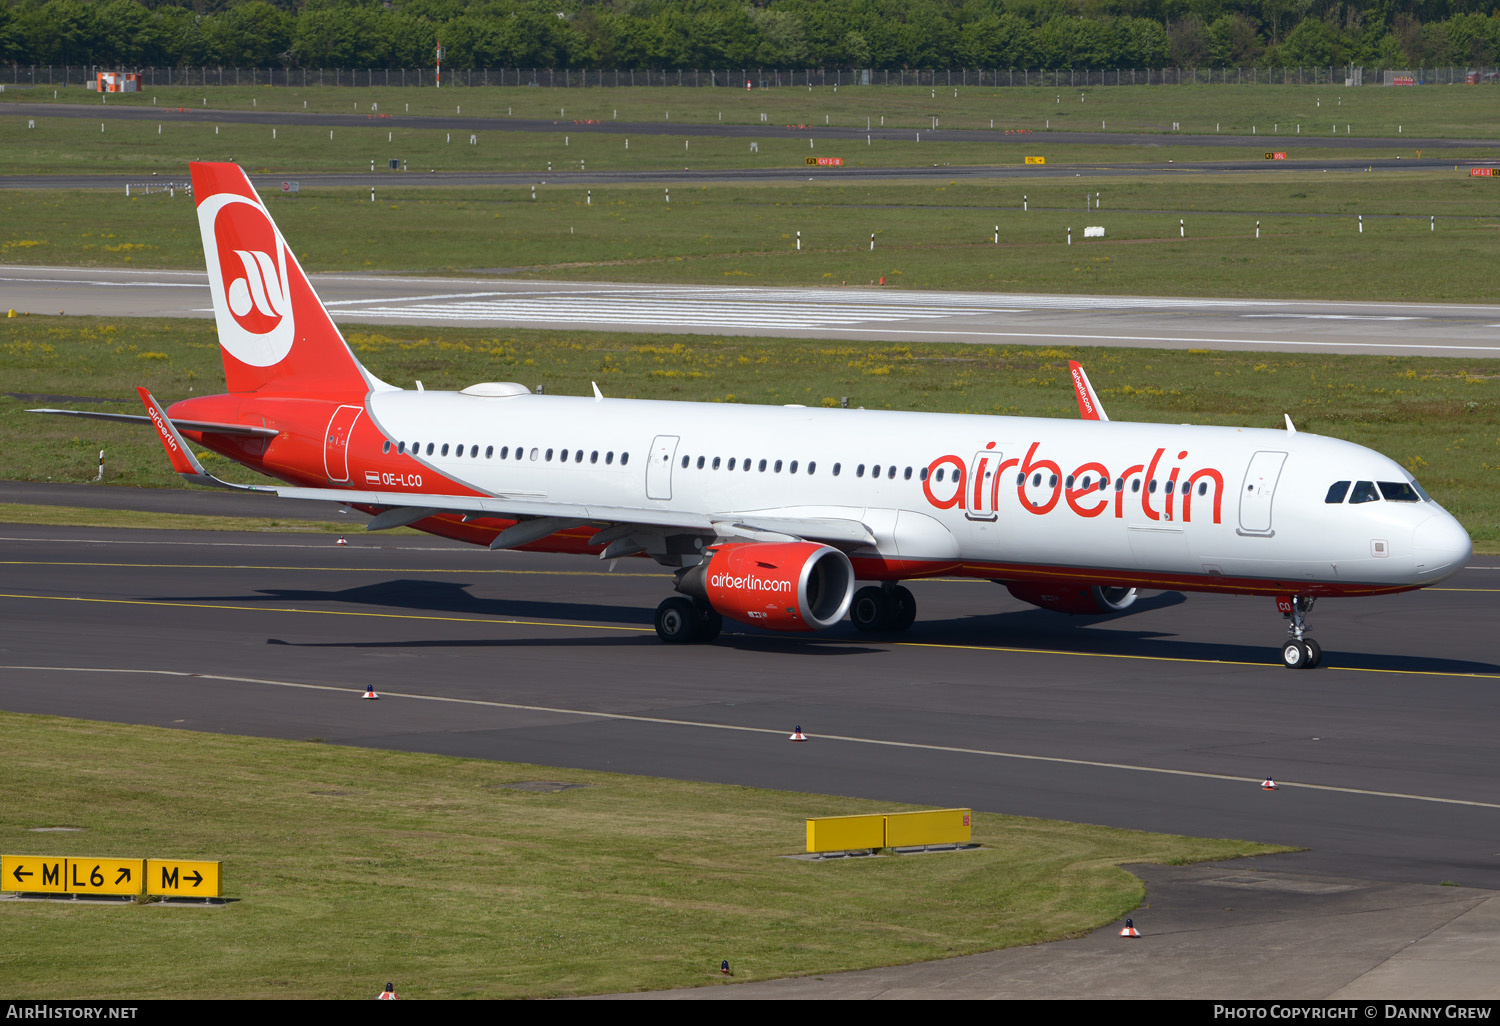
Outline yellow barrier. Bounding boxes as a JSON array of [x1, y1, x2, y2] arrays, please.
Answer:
[[806, 814, 885, 854], [805, 810, 973, 853], [885, 809, 972, 848]]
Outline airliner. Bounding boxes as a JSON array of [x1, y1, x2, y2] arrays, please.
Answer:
[[33, 162, 1472, 668]]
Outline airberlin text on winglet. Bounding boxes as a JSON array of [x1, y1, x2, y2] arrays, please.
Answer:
[[1, 855, 222, 899]]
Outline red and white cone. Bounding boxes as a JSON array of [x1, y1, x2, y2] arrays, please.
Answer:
[[788, 725, 807, 742], [361, 685, 379, 700], [337, 537, 348, 546], [1262, 776, 1279, 791], [1118, 917, 1140, 938]]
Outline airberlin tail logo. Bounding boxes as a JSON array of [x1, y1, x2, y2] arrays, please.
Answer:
[[198, 192, 295, 368]]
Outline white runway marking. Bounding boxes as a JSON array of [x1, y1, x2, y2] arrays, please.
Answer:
[[8, 664, 1500, 811], [1242, 314, 1424, 321]]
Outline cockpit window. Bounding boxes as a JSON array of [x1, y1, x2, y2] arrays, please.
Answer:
[[1325, 481, 1351, 504], [1349, 480, 1380, 504], [1378, 481, 1421, 502]]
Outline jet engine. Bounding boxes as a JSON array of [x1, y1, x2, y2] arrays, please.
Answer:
[[1004, 582, 1139, 615], [678, 542, 855, 631]]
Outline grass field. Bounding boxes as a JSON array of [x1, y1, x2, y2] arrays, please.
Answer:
[[0, 710, 1282, 998], [9, 82, 1500, 139], [3, 317, 1495, 547], [11, 112, 1491, 177], [4, 173, 1499, 300]]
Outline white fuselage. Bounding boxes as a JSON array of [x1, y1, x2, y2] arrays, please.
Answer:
[[361, 388, 1471, 593]]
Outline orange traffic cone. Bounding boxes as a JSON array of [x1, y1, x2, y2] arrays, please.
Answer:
[[788, 725, 807, 742], [337, 537, 348, 546], [1262, 777, 1278, 790], [1118, 917, 1140, 938], [362, 685, 379, 700]]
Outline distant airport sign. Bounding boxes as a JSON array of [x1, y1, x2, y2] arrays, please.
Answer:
[[1470, 168, 1497, 177], [146, 859, 222, 898], [3, 855, 145, 896], [3, 855, 223, 898], [1025, 156, 1046, 164], [1265, 152, 1287, 160], [804, 157, 843, 166]]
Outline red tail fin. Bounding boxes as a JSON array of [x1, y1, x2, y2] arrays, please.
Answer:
[[191, 162, 372, 397]]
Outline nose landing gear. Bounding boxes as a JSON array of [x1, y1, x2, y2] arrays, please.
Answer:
[[1277, 595, 1321, 669]]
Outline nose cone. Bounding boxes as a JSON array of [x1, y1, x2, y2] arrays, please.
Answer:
[[1413, 513, 1472, 581]]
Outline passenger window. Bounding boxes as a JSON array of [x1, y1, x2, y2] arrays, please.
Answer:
[[382, 441, 391, 454], [1031, 473, 1042, 487], [530, 447, 540, 461], [1115, 479, 1124, 492], [396, 441, 405, 455], [681, 455, 689, 469], [919, 467, 928, 481], [426, 443, 435, 456], [1349, 481, 1379, 504], [561, 449, 570, 463], [1148, 480, 1157, 493], [728, 458, 736, 470], [904, 467, 912, 480], [1378, 481, 1420, 502], [546, 449, 554, 461], [743, 458, 751, 472], [621, 452, 629, 466], [441, 443, 450, 456], [1049, 474, 1058, 488], [887, 466, 896, 479], [485, 445, 493, 459], [1131, 479, 1141, 493], [774, 460, 783, 473], [857, 465, 866, 478], [934, 468, 943, 483], [833, 463, 841, 477], [758, 459, 767, 472], [591, 451, 599, 463], [789, 460, 798, 474], [712, 457, 720, 470], [1325, 481, 1350, 504], [575, 450, 582, 462], [471, 446, 479, 458], [807, 461, 816, 475], [1016, 473, 1025, 486], [697, 456, 705, 469], [1197, 481, 1207, 495], [606, 451, 614, 464]]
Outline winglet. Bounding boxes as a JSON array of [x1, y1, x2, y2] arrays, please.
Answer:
[[136, 386, 262, 491], [1068, 361, 1109, 421], [1284, 413, 1297, 433]]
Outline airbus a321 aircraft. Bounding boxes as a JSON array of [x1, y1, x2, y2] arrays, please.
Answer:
[[34, 163, 1472, 668]]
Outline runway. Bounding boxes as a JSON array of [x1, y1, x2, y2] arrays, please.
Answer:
[[8, 264, 1500, 358], [2, 518, 1498, 893]]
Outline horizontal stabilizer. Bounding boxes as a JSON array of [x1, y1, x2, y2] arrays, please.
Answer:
[[28, 408, 278, 438]]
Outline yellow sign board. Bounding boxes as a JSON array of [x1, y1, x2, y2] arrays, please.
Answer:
[[3, 855, 145, 896], [806, 814, 885, 853], [885, 809, 972, 848], [1025, 156, 1046, 164], [146, 859, 222, 898]]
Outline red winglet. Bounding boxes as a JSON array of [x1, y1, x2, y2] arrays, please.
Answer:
[[137, 386, 207, 478], [1068, 361, 1109, 422]]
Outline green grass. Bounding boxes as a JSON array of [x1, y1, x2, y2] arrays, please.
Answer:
[[9, 112, 1492, 177], [9, 82, 1500, 139], [4, 174, 1499, 300], [0, 502, 388, 534], [2, 317, 1495, 548], [0, 710, 1283, 998]]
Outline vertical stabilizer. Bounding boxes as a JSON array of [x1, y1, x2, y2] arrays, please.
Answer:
[[191, 162, 374, 397]]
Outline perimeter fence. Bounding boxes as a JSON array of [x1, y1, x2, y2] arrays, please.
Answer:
[[6, 65, 1499, 90]]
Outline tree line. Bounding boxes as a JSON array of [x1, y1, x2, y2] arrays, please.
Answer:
[[3, 0, 1499, 72]]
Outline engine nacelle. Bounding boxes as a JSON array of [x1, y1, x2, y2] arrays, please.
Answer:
[[679, 542, 855, 631], [1004, 582, 1138, 615]]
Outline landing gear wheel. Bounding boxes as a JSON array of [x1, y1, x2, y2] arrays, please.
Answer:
[[889, 585, 917, 632], [1302, 638, 1322, 669], [1281, 640, 1310, 669], [850, 586, 894, 632], [655, 597, 699, 644]]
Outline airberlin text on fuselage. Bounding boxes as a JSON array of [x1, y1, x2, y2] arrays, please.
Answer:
[[923, 442, 1225, 524]]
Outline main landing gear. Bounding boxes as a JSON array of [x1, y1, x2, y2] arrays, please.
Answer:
[[1278, 595, 1322, 669], [654, 596, 722, 644], [850, 584, 917, 634]]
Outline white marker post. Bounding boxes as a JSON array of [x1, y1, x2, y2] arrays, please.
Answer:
[[1256, 220, 1261, 238], [796, 230, 801, 251], [95, 450, 104, 482], [1067, 227, 1072, 245], [870, 233, 875, 251], [1180, 219, 1185, 238]]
